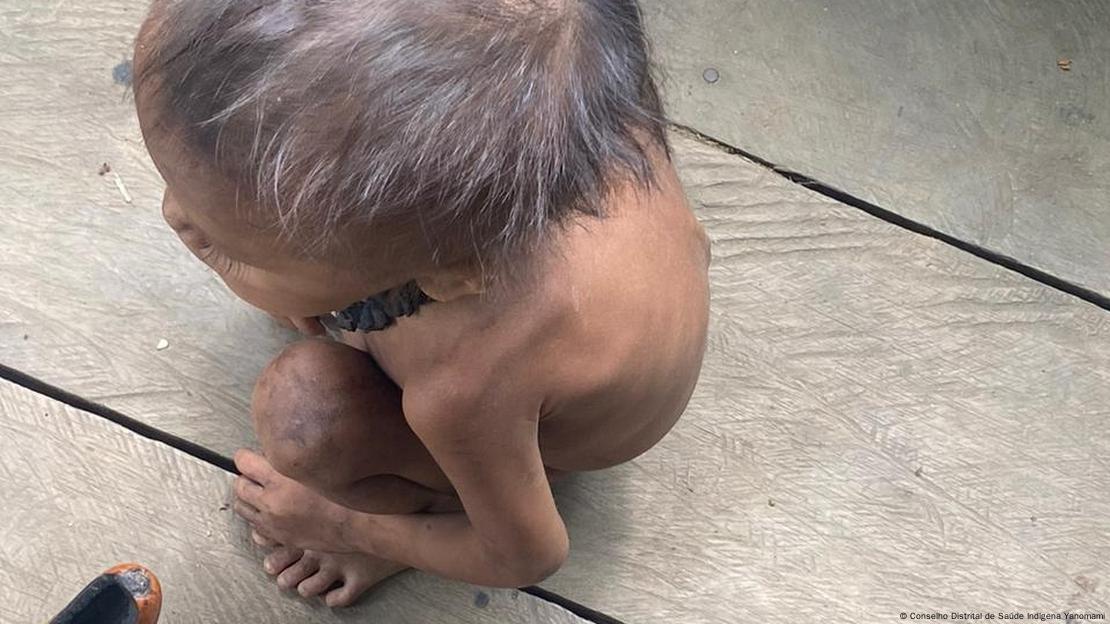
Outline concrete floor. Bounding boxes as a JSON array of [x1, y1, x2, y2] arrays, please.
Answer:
[[1, 1, 1108, 622], [641, 0, 1110, 299]]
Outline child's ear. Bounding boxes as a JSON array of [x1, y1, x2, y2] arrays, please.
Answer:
[[416, 270, 484, 302]]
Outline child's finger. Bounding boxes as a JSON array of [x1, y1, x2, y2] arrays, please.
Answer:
[[266, 313, 298, 331], [235, 476, 264, 506], [233, 500, 261, 523], [291, 316, 326, 336], [233, 449, 270, 483]]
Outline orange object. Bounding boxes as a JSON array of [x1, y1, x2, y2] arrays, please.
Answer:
[[50, 563, 162, 624]]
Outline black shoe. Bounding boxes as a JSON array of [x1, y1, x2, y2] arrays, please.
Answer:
[[51, 564, 162, 624]]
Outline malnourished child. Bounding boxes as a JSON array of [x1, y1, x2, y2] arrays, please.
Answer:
[[134, 0, 709, 607]]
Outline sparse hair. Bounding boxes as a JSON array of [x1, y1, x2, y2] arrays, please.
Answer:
[[136, 0, 669, 277]]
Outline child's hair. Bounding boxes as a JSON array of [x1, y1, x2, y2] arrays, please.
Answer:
[[136, 0, 668, 275]]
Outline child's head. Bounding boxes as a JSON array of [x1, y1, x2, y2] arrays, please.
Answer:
[[134, 0, 667, 319]]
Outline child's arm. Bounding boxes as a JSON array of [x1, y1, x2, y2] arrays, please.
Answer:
[[233, 354, 570, 586], [344, 388, 568, 587]]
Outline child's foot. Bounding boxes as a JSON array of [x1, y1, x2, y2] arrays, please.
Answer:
[[258, 539, 407, 608]]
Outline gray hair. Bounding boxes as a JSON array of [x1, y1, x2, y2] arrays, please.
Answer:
[[137, 0, 669, 274]]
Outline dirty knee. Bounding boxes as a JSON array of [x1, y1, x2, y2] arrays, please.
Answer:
[[250, 339, 391, 487]]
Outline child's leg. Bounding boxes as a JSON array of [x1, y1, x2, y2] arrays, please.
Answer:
[[250, 339, 461, 515], [243, 339, 460, 607], [242, 340, 571, 605]]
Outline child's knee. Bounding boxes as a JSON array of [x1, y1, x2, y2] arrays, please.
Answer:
[[250, 339, 385, 486]]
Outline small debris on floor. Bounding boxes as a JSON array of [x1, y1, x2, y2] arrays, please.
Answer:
[[112, 171, 133, 204], [97, 163, 112, 176], [703, 67, 720, 84], [1058, 57, 1072, 71], [914, 467, 924, 477], [768, 498, 776, 507], [1074, 574, 1099, 593], [112, 59, 134, 86], [156, 338, 170, 351], [218, 503, 229, 512], [23, 334, 28, 340]]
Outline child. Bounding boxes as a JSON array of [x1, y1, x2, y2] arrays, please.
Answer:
[[134, 0, 709, 608]]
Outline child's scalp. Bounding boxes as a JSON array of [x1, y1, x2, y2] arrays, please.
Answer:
[[136, 0, 668, 274]]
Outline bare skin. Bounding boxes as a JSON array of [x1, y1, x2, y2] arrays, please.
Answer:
[[136, 39, 709, 609], [241, 166, 708, 602]]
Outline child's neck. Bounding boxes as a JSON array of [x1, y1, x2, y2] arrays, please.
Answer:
[[329, 281, 431, 333]]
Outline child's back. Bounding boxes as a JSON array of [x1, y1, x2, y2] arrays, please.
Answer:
[[358, 145, 710, 471]]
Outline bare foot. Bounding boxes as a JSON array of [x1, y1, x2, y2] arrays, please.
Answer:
[[259, 540, 408, 608]]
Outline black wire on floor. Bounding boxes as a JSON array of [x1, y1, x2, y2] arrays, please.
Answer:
[[521, 586, 628, 624], [673, 124, 1110, 313]]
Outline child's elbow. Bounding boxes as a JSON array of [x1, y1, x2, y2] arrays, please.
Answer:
[[494, 532, 570, 587], [522, 536, 570, 586]]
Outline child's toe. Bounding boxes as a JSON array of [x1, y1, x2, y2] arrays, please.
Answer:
[[264, 546, 303, 575], [252, 529, 279, 548], [297, 569, 340, 598], [324, 583, 362, 608], [277, 553, 319, 589]]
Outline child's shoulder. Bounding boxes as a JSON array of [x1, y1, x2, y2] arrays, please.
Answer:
[[401, 161, 705, 390], [370, 155, 708, 417]]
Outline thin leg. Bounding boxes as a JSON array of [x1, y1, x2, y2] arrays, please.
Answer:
[[250, 339, 458, 514]]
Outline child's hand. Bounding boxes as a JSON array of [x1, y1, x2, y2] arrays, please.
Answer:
[[267, 313, 326, 336], [233, 450, 356, 553]]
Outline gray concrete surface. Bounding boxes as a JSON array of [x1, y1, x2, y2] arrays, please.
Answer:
[[642, 0, 1110, 298], [0, 378, 589, 624]]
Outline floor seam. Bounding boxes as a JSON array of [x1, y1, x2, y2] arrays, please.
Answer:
[[0, 361, 625, 624], [520, 586, 628, 624], [671, 123, 1110, 313], [0, 361, 237, 472]]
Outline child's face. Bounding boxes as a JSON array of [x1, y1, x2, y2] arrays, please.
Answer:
[[139, 109, 408, 323]]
